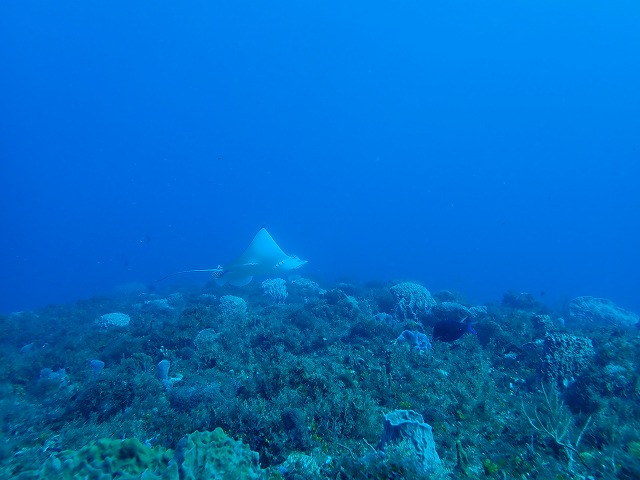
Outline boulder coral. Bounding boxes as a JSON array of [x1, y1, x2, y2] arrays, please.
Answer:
[[390, 282, 436, 320]]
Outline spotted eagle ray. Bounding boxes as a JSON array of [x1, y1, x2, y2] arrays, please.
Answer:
[[158, 227, 307, 286]]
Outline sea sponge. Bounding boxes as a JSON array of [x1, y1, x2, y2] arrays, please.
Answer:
[[175, 428, 264, 480], [379, 410, 442, 474]]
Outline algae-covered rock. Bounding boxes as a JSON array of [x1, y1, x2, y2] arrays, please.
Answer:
[[569, 296, 639, 327], [175, 428, 265, 480], [277, 449, 331, 477], [19, 429, 264, 480], [35, 437, 177, 480]]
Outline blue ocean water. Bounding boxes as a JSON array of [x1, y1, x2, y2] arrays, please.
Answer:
[[1, 1, 639, 314]]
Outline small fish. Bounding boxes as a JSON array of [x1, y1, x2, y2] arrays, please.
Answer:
[[433, 317, 476, 342]]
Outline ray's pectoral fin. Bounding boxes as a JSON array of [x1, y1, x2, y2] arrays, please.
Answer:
[[216, 228, 307, 285], [159, 227, 307, 286]]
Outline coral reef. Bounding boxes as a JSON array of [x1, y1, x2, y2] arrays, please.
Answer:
[[97, 312, 131, 328], [219, 295, 248, 319], [379, 409, 442, 474], [390, 282, 436, 320], [0, 276, 638, 479], [543, 333, 595, 385], [569, 296, 639, 327], [15, 428, 263, 480], [261, 278, 288, 304], [175, 428, 264, 479]]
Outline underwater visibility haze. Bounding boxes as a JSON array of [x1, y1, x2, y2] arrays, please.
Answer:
[[0, 1, 638, 313], [0, 1, 639, 479]]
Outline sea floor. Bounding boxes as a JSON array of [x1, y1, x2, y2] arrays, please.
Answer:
[[1, 278, 638, 479]]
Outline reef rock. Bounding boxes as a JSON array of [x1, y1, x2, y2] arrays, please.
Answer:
[[569, 296, 639, 327]]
